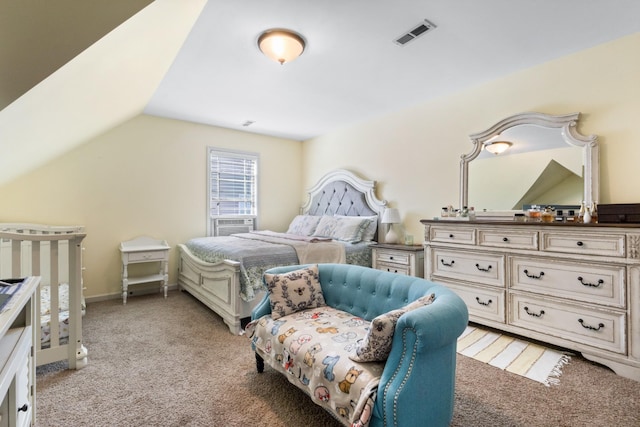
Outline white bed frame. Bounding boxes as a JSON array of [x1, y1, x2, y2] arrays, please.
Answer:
[[0, 223, 88, 369], [177, 169, 387, 334]]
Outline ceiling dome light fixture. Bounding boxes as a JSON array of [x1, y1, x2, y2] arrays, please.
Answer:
[[258, 29, 305, 65], [484, 140, 513, 155]]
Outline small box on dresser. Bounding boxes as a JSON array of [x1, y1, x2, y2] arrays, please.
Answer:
[[421, 219, 640, 382]]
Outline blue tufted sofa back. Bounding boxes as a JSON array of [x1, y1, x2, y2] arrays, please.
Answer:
[[260, 263, 454, 321]]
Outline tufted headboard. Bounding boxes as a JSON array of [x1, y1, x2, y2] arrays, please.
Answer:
[[300, 169, 387, 240]]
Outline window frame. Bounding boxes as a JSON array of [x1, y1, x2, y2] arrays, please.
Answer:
[[206, 147, 259, 236]]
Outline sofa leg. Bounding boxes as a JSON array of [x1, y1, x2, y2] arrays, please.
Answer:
[[256, 353, 264, 373]]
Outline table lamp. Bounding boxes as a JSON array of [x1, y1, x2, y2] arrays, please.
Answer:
[[381, 208, 401, 244]]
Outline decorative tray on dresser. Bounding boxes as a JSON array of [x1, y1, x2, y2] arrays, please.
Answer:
[[421, 219, 640, 381]]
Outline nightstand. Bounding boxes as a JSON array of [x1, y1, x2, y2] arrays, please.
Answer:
[[119, 236, 170, 304], [372, 243, 424, 278]]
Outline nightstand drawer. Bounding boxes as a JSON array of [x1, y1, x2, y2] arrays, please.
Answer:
[[430, 226, 475, 244], [510, 293, 626, 354], [478, 229, 538, 250], [127, 251, 167, 262], [375, 250, 409, 266], [432, 249, 504, 287], [541, 232, 625, 257], [376, 262, 410, 275]]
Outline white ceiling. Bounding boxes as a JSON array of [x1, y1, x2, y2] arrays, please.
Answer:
[[144, 0, 640, 141]]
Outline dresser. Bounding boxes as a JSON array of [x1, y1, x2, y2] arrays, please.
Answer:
[[0, 277, 38, 427], [421, 219, 640, 381], [371, 243, 424, 277]]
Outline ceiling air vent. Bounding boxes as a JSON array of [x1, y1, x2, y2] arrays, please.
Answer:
[[394, 19, 436, 46]]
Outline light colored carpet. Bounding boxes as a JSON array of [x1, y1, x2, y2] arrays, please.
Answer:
[[458, 325, 571, 386], [36, 290, 640, 427]]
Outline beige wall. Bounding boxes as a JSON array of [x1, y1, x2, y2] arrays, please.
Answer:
[[0, 115, 302, 299], [1, 33, 638, 300], [302, 33, 640, 244]]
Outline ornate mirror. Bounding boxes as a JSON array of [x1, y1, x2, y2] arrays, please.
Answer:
[[460, 112, 599, 212]]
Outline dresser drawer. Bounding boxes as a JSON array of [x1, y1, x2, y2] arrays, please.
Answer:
[[510, 257, 625, 308], [510, 293, 626, 354], [432, 249, 504, 287], [376, 262, 410, 275], [430, 226, 475, 244], [375, 250, 409, 266], [478, 229, 538, 250], [541, 232, 625, 257], [444, 283, 505, 323]]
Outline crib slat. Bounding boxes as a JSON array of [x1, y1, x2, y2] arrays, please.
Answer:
[[48, 240, 60, 349]]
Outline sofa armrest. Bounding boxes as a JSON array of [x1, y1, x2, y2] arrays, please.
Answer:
[[251, 292, 272, 320], [373, 290, 469, 427]]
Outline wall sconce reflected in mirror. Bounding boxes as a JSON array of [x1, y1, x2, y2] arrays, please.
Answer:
[[484, 140, 513, 155]]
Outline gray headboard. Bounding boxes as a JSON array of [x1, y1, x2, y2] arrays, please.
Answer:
[[300, 169, 387, 239]]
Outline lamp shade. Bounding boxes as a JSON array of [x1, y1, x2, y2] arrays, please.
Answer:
[[484, 140, 512, 155], [381, 208, 401, 224], [258, 29, 305, 65]]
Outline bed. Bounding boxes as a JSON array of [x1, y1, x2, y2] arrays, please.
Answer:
[[177, 169, 388, 334], [0, 223, 88, 369]]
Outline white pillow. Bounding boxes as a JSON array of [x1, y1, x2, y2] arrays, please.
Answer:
[[313, 215, 372, 243], [335, 215, 378, 241], [286, 215, 322, 236]]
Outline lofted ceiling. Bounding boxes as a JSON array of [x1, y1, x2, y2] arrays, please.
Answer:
[[1, 1, 640, 185], [144, 0, 640, 140]]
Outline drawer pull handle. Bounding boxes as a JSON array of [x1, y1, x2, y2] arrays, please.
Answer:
[[524, 306, 545, 317], [576, 241, 584, 246], [502, 237, 509, 242], [524, 269, 544, 279], [475, 263, 492, 272], [577, 277, 604, 288], [578, 319, 605, 331], [18, 404, 28, 412], [440, 259, 455, 267], [475, 297, 492, 306], [389, 256, 394, 260], [449, 234, 454, 238]]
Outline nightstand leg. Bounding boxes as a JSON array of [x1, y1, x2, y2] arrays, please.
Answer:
[[122, 263, 128, 305]]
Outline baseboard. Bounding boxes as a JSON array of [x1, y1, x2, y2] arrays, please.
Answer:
[[85, 283, 179, 304]]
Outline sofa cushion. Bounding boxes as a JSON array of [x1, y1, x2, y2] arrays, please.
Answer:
[[264, 264, 326, 320], [350, 293, 436, 362]]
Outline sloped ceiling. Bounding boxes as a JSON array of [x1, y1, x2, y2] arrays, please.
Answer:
[[1, 0, 640, 186], [0, 0, 153, 110]]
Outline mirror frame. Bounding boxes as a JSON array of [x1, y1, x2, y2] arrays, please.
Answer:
[[460, 112, 599, 211]]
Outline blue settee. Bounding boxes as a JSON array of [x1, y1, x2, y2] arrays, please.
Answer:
[[250, 263, 469, 427]]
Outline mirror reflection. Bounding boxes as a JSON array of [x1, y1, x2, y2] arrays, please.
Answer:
[[460, 112, 598, 213], [469, 125, 584, 210]]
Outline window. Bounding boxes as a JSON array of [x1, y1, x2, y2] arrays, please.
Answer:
[[208, 148, 258, 219]]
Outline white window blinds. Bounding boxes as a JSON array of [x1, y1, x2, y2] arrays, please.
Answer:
[[208, 148, 258, 217]]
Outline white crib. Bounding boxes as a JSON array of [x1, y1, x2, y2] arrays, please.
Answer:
[[0, 223, 87, 369]]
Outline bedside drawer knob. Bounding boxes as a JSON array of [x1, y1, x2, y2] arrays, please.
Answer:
[[502, 237, 509, 242], [576, 241, 584, 246], [449, 234, 454, 238]]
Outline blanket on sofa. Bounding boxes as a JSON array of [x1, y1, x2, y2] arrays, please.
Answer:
[[247, 306, 384, 427]]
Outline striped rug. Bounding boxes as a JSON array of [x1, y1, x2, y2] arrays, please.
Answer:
[[457, 325, 571, 386]]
